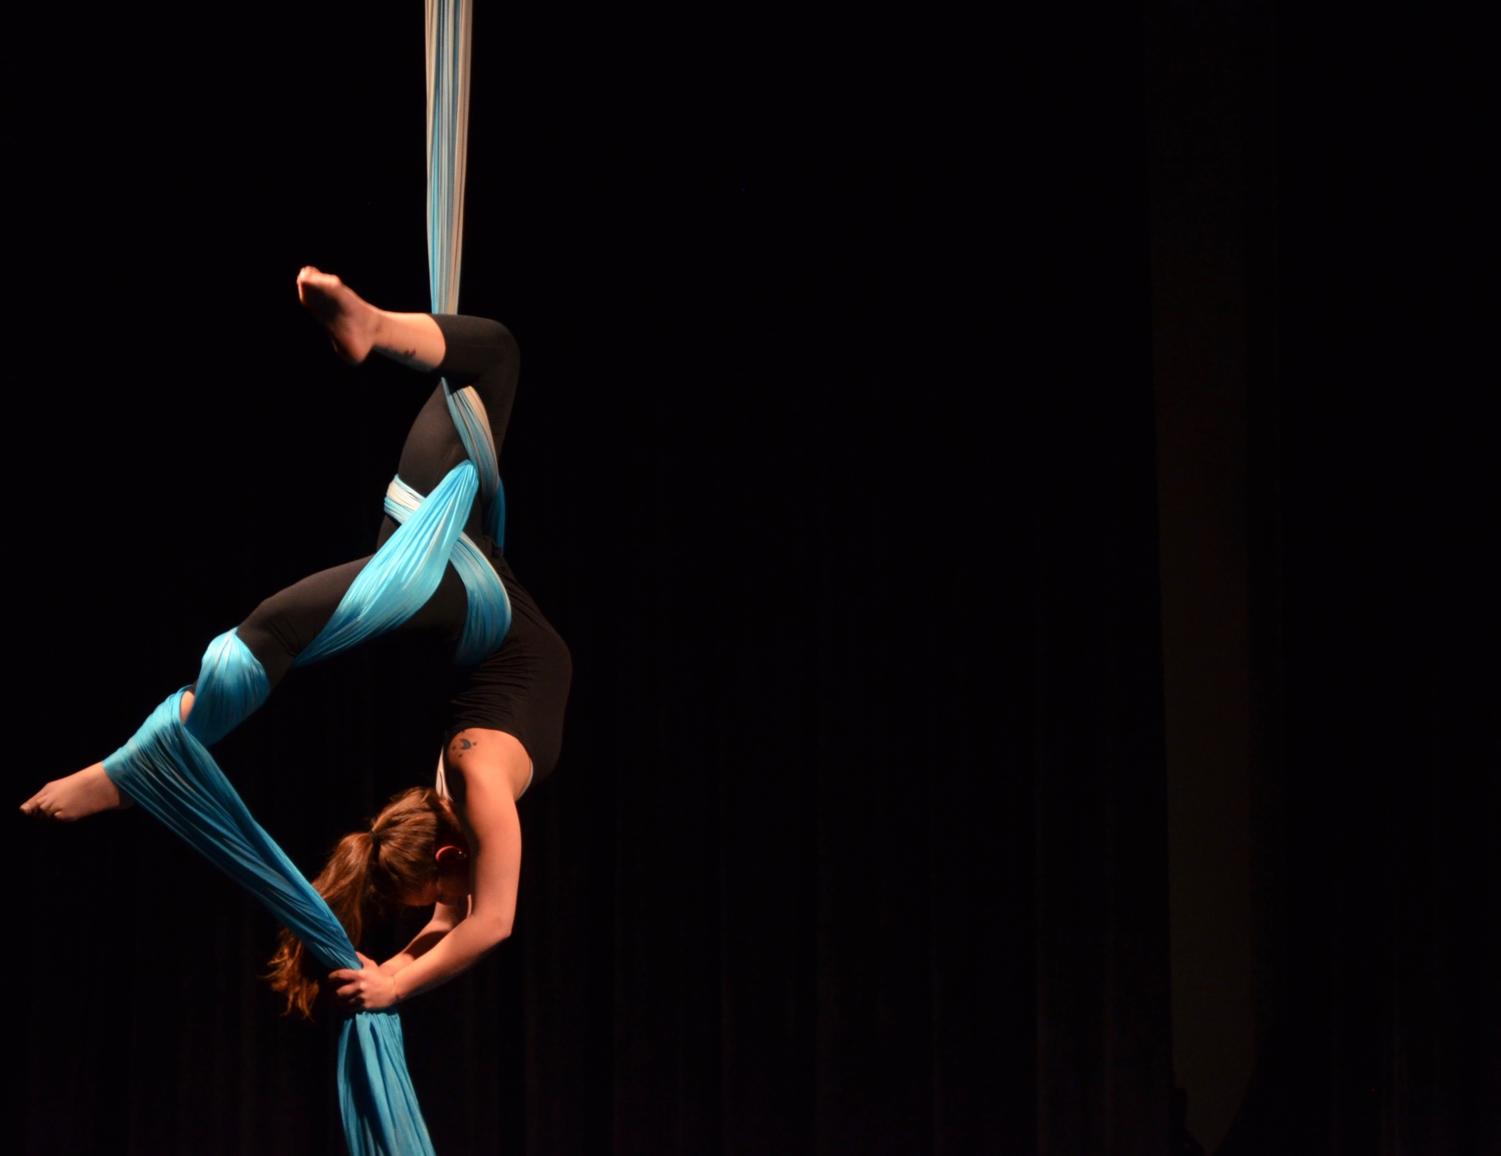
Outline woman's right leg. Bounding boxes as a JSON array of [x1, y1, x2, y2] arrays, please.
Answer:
[[296, 267, 448, 370], [294, 267, 513, 383]]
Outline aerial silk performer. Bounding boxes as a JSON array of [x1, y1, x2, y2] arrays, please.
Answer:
[[18, 2, 573, 1152]]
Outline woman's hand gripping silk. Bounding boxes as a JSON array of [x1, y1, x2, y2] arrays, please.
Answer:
[[329, 951, 401, 1013]]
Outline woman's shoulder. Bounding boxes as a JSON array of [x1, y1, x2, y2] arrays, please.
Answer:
[[443, 730, 532, 807]]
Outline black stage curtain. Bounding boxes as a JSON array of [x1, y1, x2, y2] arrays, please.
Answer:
[[1220, 7, 1498, 1155], [1151, 4, 1496, 1153], [11, 4, 1492, 1155]]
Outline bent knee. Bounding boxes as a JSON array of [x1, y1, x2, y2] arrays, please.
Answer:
[[235, 596, 307, 685]]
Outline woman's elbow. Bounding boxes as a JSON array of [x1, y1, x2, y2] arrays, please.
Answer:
[[475, 916, 513, 949]]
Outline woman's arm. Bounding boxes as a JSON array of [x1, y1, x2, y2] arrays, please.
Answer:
[[391, 765, 521, 1002], [331, 761, 521, 1011], [377, 900, 465, 976]]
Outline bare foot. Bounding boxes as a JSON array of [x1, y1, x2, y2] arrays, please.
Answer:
[[296, 266, 380, 365], [20, 763, 133, 823]]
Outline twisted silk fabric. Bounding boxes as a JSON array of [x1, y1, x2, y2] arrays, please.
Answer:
[[101, 4, 491, 1152]]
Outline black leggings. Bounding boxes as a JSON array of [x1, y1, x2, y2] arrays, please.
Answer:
[[193, 314, 573, 784], [230, 311, 507, 692], [233, 553, 469, 693]]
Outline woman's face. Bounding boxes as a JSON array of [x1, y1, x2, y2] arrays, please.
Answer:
[[400, 880, 441, 908], [398, 845, 470, 908]]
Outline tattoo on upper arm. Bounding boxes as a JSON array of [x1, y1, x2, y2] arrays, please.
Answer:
[[447, 736, 479, 762]]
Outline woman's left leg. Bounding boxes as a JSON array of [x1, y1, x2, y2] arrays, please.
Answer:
[[19, 688, 205, 818], [21, 557, 470, 822]]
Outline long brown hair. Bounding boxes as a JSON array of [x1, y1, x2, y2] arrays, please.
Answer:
[[263, 785, 466, 1020]]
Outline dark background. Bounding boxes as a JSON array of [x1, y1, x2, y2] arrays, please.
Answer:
[[11, 3, 1495, 1154]]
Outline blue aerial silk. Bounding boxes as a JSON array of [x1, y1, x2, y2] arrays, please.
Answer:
[[100, 3, 492, 1152]]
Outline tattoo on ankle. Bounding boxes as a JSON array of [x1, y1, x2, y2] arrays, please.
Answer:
[[376, 343, 422, 364]]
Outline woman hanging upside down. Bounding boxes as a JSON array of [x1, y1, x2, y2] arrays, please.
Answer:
[[19, 267, 572, 1016]]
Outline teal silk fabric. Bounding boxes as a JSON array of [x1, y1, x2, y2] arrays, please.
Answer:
[[100, 3, 493, 1151], [103, 676, 434, 1154], [103, 435, 504, 1155]]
